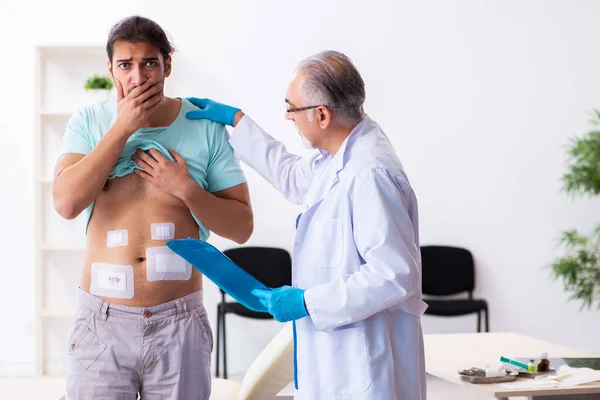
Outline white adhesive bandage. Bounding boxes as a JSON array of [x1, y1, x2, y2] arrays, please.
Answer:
[[107, 229, 129, 247], [146, 246, 192, 281], [151, 223, 175, 240], [90, 263, 134, 299]]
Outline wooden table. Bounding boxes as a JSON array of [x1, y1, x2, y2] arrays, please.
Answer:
[[424, 332, 600, 399]]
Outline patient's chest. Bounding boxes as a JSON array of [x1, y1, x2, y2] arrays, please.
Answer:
[[107, 140, 211, 192], [100, 173, 183, 206]]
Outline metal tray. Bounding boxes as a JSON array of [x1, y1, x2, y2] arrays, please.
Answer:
[[458, 369, 519, 384], [459, 374, 518, 384]]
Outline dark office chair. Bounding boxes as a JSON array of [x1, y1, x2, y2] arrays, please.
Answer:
[[420, 245, 489, 332], [216, 247, 292, 378]]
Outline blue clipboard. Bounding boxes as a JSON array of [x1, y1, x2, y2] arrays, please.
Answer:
[[166, 238, 270, 312]]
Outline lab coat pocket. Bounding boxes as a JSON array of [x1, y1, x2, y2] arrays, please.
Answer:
[[306, 219, 343, 269], [316, 326, 372, 396]]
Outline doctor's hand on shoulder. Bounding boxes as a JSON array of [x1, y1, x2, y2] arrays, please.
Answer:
[[186, 97, 245, 127], [252, 286, 309, 323]]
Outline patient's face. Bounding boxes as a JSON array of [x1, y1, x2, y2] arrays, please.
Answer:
[[108, 40, 171, 96]]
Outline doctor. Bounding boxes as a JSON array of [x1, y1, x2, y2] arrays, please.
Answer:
[[187, 51, 427, 399]]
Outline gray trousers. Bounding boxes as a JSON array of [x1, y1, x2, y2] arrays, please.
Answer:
[[66, 289, 213, 400]]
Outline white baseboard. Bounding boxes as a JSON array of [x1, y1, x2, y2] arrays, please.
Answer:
[[0, 361, 35, 377], [0, 360, 66, 378]]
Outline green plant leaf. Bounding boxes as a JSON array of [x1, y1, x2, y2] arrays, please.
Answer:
[[552, 111, 600, 310], [84, 74, 114, 91], [552, 224, 600, 310]]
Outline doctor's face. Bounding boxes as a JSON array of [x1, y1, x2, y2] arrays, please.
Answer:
[[285, 73, 320, 149], [108, 40, 171, 96]]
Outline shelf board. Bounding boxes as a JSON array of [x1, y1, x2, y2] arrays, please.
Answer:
[[40, 244, 85, 251], [37, 44, 104, 53], [40, 308, 75, 318], [39, 111, 74, 117]]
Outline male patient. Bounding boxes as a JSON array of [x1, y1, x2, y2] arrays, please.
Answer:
[[53, 16, 253, 400]]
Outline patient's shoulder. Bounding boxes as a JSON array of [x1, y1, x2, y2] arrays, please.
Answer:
[[179, 98, 227, 133], [72, 97, 117, 128]]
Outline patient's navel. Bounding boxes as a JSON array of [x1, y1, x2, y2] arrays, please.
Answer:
[[136, 257, 146, 263], [102, 180, 110, 191]]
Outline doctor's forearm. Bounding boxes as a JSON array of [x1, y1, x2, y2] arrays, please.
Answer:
[[229, 115, 313, 204], [304, 260, 421, 331], [180, 184, 253, 244]]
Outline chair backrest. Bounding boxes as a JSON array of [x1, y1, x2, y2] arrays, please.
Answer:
[[420, 245, 475, 296], [222, 247, 292, 293]]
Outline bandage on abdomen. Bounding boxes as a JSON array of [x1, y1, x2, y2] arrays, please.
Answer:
[[107, 229, 129, 247], [90, 263, 134, 299], [151, 223, 175, 240], [146, 246, 192, 281]]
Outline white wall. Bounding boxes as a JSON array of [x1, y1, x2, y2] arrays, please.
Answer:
[[1, 0, 599, 377]]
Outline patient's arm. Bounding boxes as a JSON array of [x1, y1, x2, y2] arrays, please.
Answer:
[[179, 182, 253, 244], [53, 124, 130, 220], [54, 80, 164, 220]]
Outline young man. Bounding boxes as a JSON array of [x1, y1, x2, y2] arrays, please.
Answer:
[[53, 16, 253, 400]]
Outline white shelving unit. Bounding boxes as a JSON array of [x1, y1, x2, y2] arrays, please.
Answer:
[[34, 44, 111, 376]]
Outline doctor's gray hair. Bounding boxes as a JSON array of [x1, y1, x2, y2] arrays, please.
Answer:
[[296, 51, 366, 124]]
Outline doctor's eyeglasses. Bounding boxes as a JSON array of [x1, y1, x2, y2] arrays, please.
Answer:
[[285, 105, 328, 113]]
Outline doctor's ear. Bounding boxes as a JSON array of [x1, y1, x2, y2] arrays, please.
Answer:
[[318, 106, 332, 129]]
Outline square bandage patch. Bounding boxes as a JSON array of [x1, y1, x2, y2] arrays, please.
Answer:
[[90, 263, 134, 299], [151, 223, 175, 240], [146, 246, 192, 281], [107, 229, 128, 247]]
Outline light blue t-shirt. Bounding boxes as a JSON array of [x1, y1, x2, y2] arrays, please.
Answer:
[[59, 97, 247, 240]]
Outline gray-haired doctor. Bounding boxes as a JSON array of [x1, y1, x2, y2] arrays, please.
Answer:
[[187, 50, 428, 400]]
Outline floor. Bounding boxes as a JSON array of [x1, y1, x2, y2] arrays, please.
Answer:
[[0, 375, 528, 400]]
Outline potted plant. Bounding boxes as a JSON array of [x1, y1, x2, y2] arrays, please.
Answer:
[[552, 110, 600, 309], [84, 74, 114, 103]]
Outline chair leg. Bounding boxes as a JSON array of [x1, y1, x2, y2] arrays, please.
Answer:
[[485, 308, 490, 332], [223, 311, 228, 379], [477, 310, 481, 333], [215, 305, 221, 378]]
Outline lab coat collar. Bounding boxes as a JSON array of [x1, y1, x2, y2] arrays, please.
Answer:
[[319, 114, 371, 175], [303, 115, 371, 210]]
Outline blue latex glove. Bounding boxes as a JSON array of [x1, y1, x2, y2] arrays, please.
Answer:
[[185, 97, 240, 127], [251, 286, 309, 322]]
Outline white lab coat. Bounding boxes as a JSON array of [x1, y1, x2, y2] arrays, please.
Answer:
[[229, 115, 428, 400]]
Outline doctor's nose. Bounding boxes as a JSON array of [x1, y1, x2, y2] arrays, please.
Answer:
[[285, 110, 295, 121]]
